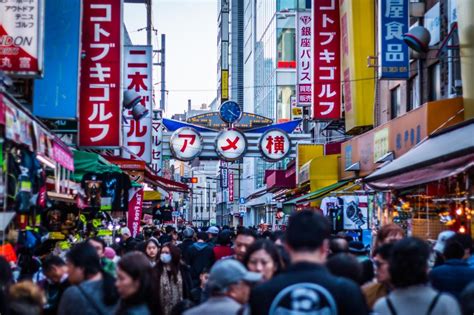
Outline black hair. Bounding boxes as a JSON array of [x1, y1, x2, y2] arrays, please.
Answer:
[[243, 239, 283, 275], [66, 242, 119, 305], [326, 253, 363, 285], [443, 239, 465, 260], [88, 236, 106, 251], [170, 299, 195, 315], [449, 233, 473, 254], [329, 237, 349, 256], [286, 210, 330, 251], [389, 237, 430, 288], [197, 231, 209, 241], [165, 225, 174, 234], [42, 255, 65, 273], [373, 243, 394, 261], [236, 227, 257, 239], [116, 252, 156, 314], [273, 230, 286, 243], [217, 230, 232, 246], [0, 256, 13, 288]]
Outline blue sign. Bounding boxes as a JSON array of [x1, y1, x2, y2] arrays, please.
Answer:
[[379, 0, 409, 79], [33, 0, 81, 119], [239, 197, 246, 204]]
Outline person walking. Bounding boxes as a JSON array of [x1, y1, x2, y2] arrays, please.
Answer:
[[120, 227, 139, 255], [177, 227, 195, 264], [233, 228, 257, 262], [183, 259, 261, 315], [243, 239, 282, 282], [154, 243, 192, 315], [115, 252, 157, 315], [41, 255, 70, 315], [88, 237, 116, 276], [144, 237, 160, 267], [58, 242, 119, 315], [374, 237, 461, 315], [429, 235, 474, 298], [249, 210, 369, 315], [213, 229, 234, 261], [187, 232, 215, 287]]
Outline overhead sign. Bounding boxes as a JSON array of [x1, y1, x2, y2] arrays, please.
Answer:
[[33, 0, 80, 119], [313, 0, 341, 119], [122, 45, 153, 163], [151, 109, 163, 176], [296, 11, 312, 106], [215, 129, 247, 161], [187, 112, 272, 130], [0, 0, 44, 76], [79, 0, 122, 147], [379, 0, 409, 79], [259, 129, 292, 162], [170, 127, 203, 161]]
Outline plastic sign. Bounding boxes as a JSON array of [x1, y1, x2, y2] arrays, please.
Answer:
[[0, 0, 44, 76], [79, 0, 122, 147], [296, 11, 312, 106], [258, 129, 292, 162], [215, 129, 247, 161], [170, 127, 203, 161]]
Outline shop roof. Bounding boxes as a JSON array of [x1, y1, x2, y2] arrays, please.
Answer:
[[284, 180, 350, 205]]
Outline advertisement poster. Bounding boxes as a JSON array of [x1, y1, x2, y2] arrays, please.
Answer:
[[343, 195, 368, 230], [127, 188, 144, 237]]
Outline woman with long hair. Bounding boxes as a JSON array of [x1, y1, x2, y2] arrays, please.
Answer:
[[154, 244, 192, 315], [115, 251, 159, 315], [58, 242, 119, 315], [243, 239, 282, 282], [144, 238, 160, 267]]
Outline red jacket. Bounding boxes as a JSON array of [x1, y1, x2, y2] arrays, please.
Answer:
[[213, 245, 234, 261]]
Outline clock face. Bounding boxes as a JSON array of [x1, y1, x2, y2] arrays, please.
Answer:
[[219, 101, 242, 123]]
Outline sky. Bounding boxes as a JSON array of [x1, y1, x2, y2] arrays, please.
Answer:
[[124, 0, 218, 117]]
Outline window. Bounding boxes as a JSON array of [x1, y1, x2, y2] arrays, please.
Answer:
[[407, 75, 419, 111], [277, 0, 296, 11], [390, 86, 401, 119], [429, 63, 441, 101], [277, 85, 295, 122], [277, 27, 295, 68]]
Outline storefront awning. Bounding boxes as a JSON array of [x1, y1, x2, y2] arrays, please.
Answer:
[[72, 151, 122, 182], [284, 180, 350, 205], [365, 120, 474, 189]]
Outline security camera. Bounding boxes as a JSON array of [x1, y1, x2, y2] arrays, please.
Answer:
[[123, 90, 149, 120], [403, 26, 431, 53]]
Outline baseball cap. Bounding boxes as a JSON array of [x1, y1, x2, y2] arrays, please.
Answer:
[[183, 227, 195, 239], [207, 226, 219, 235], [207, 259, 261, 291], [121, 227, 131, 236], [434, 230, 455, 253]]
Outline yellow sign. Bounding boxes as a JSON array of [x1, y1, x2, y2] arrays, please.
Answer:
[[373, 127, 389, 162], [292, 107, 303, 116], [221, 70, 229, 101], [340, 0, 375, 133]]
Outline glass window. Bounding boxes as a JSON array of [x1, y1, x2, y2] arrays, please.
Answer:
[[429, 63, 441, 101], [407, 75, 419, 111], [390, 86, 401, 119], [277, 28, 295, 68], [277, 85, 295, 122], [277, 0, 296, 11]]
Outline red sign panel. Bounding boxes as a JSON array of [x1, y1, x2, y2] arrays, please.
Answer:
[[79, 0, 122, 147], [313, 0, 341, 119], [128, 188, 144, 237]]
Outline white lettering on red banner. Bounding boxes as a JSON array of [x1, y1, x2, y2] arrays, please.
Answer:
[[128, 188, 144, 237], [313, 0, 341, 119], [296, 11, 312, 106], [123, 46, 153, 162], [79, 0, 121, 147], [151, 109, 163, 176], [0, 0, 43, 75], [170, 127, 203, 161]]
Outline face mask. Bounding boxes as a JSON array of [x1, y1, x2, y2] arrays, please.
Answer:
[[160, 253, 172, 264]]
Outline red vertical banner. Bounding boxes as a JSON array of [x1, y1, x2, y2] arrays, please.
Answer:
[[79, 0, 122, 147], [127, 188, 144, 237], [313, 0, 341, 119], [229, 172, 234, 202]]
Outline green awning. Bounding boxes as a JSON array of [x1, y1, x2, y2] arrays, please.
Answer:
[[72, 151, 122, 182], [284, 181, 350, 205]]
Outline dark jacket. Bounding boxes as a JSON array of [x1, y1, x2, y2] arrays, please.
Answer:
[[187, 242, 215, 286], [115, 303, 150, 315], [249, 262, 369, 315], [121, 237, 139, 255], [178, 239, 195, 265], [43, 277, 70, 315], [429, 259, 474, 298]]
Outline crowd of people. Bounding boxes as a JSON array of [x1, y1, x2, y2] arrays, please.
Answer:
[[1, 210, 474, 314]]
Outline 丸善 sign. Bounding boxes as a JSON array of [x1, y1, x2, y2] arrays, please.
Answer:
[[0, 0, 44, 76], [79, 0, 122, 147]]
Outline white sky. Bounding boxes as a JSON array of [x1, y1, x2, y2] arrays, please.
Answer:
[[124, 0, 218, 117]]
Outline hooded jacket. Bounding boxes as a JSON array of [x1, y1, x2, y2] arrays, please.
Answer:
[[187, 241, 215, 286]]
